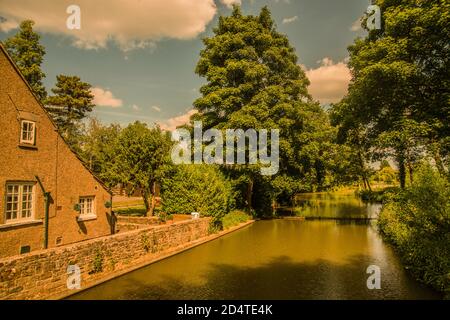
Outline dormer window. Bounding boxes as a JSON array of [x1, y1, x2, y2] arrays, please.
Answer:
[[20, 120, 36, 145]]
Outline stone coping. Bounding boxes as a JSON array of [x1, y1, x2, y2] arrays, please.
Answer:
[[0, 218, 209, 264]]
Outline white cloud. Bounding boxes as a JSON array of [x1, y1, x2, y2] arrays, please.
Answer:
[[91, 87, 123, 107], [303, 58, 351, 104], [0, 16, 18, 32], [282, 16, 298, 24], [159, 109, 198, 131], [350, 17, 362, 32], [0, 0, 217, 51], [131, 104, 140, 111], [151, 105, 161, 112], [220, 0, 241, 8]]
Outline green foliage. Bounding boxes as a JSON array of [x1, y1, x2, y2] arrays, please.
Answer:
[[114, 206, 147, 217], [4, 20, 47, 102], [45, 75, 95, 124], [357, 187, 399, 203], [91, 248, 104, 274], [103, 121, 172, 215], [192, 6, 341, 214], [158, 212, 168, 223], [141, 234, 151, 253], [378, 165, 450, 296], [222, 210, 251, 229], [156, 212, 173, 224], [194, 5, 310, 128], [79, 118, 121, 183], [161, 164, 235, 220], [372, 165, 398, 185], [44, 75, 95, 150], [208, 218, 224, 234], [333, 0, 450, 188]]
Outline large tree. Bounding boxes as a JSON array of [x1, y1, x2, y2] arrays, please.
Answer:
[[45, 75, 95, 149], [79, 118, 122, 180], [332, 0, 450, 187], [4, 20, 47, 102], [104, 122, 172, 216], [192, 6, 337, 214]]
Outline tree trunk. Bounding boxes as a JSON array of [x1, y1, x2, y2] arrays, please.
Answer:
[[142, 189, 151, 216], [407, 162, 414, 184], [148, 182, 157, 216], [432, 148, 446, 176], [246, 179, 253, 213], [397, 156, 406, 189], [358, 151, 371, 191], [365, 176, 372, 192]]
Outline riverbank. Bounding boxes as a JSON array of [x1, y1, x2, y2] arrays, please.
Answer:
[[377, 166, 450, 298]]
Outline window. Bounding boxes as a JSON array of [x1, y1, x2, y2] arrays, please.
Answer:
[[5, 183, 34, 223], [79, 196, 95, 217], [20, 120, 36, 145]]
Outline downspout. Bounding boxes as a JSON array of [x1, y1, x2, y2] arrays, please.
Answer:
[[35, 175, 50, 249], [110, 192, 115, 235]]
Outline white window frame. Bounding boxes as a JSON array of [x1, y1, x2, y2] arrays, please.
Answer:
[[79, 196, 96, 218], [5, 183, 35, 224], [20, 120, 36, 145]]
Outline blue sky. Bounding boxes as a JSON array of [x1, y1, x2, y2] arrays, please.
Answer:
[[0, 0, 369, 129]]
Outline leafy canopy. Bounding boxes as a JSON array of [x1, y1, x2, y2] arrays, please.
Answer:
[[161, 164, 235, 221], [4, 20, 47, 102], [104, 122, 172, 214], [192, 6, 340, 213]]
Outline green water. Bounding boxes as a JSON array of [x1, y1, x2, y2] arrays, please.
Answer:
[[281, 192, 382, 218], [70, 193, 440, 300]]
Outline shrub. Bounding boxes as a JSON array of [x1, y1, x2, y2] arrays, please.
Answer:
[[161, 164, 235, 223], [222, 210, 252, 230], [114, 207, 147, 216], [378, 164, 450, 297], [91, 248, 104, 274], [357, 187, 399, 203], [141, 234, 151, 252]]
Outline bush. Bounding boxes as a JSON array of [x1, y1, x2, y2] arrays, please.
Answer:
[[378, 164, 450, 297], [357, 187, 399, 203], [222, 210, 252, 229], [161, 164, 235, 225], [114, 207, 147, 216]]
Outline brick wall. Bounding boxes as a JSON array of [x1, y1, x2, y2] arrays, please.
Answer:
[[0, 46, 112, 258], [0, 218, 210, 300]]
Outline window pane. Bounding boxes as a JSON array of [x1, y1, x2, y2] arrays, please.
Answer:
[[79, 197, 94, 216], [6, 184, 33, 222], [20, 121, 35, 143]]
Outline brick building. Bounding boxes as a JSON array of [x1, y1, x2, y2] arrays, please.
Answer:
[[0, 44, 114, 258]]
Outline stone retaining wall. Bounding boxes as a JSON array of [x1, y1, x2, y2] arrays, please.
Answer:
[[115, 215, 160, 232], [0, 218, 210, 300], [116, 215, 159, 225]]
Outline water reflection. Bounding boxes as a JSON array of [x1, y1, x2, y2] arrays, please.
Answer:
[[277, 192, 382, 219], [70, 218, 440, 300]]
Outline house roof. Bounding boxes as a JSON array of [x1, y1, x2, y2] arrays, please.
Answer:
[[0, 43, 113, 196]]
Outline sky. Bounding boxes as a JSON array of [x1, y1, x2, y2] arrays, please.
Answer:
[[0, 0, 370, 130]]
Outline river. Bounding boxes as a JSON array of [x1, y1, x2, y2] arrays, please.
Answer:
[[69, 192, 440, 299]]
